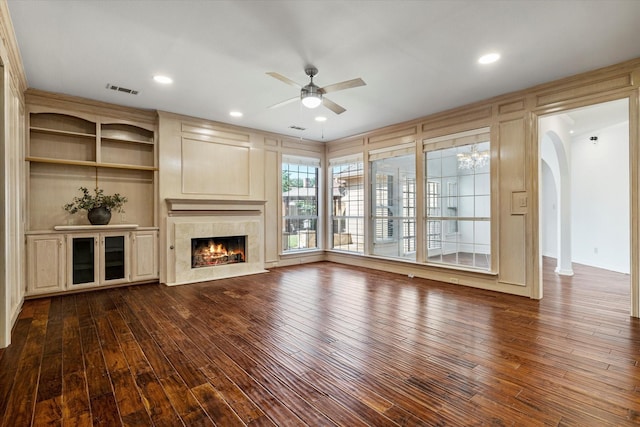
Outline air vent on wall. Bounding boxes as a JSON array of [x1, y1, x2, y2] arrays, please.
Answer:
[[289, 125, 306, 131], [106, 83, 139, 95]]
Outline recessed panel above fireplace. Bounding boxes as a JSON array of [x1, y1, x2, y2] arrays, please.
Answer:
[[191, 236, 246, 268]]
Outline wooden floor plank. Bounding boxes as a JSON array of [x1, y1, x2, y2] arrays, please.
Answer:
[[2, 259, 640, 425], [2, 299, 51, 427]]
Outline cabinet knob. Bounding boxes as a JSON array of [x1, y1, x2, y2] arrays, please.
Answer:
[[169, 245, 174, 250]]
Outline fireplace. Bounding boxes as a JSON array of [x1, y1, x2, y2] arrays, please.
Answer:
[[165, 199, 267, 285], [191, 236, 246, 268]]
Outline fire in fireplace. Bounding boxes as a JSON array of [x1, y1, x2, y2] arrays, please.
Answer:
[[191, 236, 246, 268]]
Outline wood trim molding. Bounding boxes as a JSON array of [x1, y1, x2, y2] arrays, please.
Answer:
[[25, 89, 157, 125], [165, 198, 266, 211]]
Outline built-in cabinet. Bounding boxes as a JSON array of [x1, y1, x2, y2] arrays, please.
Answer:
[[25, 91, 159, 297], [26, 234, 65, 295], [26, 229, 158, 296], [131, 230, 159, 282]]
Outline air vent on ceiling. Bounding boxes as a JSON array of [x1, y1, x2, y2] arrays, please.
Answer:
[[106, 83, 139, 95], [289, 125, 306, 131]]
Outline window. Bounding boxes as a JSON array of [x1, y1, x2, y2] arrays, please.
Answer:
[[426, 180, 441, 250], [282, 156, 320, 252], [370, 151, 416, 260], [424, 128, 491, 270], [374, 173, 394, 240], [330, 156, 364, 253], [402, 177, 416, 253]]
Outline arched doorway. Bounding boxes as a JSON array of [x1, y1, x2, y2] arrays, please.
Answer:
[[540, 126, 573, 276]]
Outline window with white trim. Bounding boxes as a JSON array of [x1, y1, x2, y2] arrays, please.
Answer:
[[370, 150, 416, 260], [282, 155, 320, 252], [424, 128, 491, 270], [330, 155, 364, 253]]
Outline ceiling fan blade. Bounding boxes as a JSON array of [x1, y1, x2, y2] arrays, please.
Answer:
[[322, 97, 346, 115], [266, 72, 302, 88], [320, 78, 366, 94], [268, 96, 299, 109]]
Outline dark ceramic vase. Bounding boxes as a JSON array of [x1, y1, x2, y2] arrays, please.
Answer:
[[87, 206, 111, 225]]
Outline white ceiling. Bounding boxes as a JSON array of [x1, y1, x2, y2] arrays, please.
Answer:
[[7, 0, 640, 142]]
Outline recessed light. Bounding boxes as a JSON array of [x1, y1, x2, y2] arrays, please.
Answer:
[[569, 130, 574, 134], [315, 116, 327, 122], [478, 53, 500, 65], [153, 75, 173, 84], [229, 111, 243, 118]]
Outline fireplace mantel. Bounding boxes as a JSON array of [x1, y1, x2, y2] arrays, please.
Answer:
[[166, 198, 266, 212], [165, 198, 268, 285]]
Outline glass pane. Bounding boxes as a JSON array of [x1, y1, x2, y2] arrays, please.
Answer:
[[104, 235, 125, 281], [458, 175, 474, 196], [332, 218, 364, 253], [427, 252, 442, 262], [475, 195, 491, 217], [72, 237, 94, 285], [458, 195, 474, 217], [426, 158, 441, 178], [475, 220, 491, 245], [475, 172, 490, 195], [445, 219, 458, 234], [441, 155, 458, 177], [473, 244, 491, 269], [283, 218, 317, 250], [427, 149, 441, 160], [424, 136, 491, 271]]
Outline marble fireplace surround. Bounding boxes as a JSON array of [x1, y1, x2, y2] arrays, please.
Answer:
[[165, 199, 267, 285]]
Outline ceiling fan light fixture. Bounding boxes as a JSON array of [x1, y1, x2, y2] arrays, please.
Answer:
[[302, 94, 322, 108], [267, 65, 363, 114], [301, 84, 322, 109]]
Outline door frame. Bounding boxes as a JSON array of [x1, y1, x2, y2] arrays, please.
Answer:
[[532, 93, 639, 317]]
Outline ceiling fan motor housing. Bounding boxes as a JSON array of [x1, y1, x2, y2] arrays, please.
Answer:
[[301, 82, 321, 98], [305, 66, 318, 78]]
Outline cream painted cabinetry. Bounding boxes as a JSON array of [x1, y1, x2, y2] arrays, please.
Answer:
[[26, 234, 66, 295], [131, 230, 159, 282], [26, 229, 159, 296], [24, 91, 159, 296]]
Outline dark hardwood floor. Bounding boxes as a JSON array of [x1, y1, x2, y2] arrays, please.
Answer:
[[1, 259, 639, 426]]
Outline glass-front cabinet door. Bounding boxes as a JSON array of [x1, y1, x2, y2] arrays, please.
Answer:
[[101, 233, 129, 285], [69, 234, 99, 288]]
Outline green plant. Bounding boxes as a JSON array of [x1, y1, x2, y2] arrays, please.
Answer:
[[63, 187, 127, 214]]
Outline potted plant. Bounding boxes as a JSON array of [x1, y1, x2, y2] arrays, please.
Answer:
[[64, 186, 127, 225]]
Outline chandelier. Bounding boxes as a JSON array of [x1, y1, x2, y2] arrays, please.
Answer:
[[457, 145, 489, 170]]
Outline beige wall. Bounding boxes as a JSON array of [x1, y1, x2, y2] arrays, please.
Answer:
[[156, 112, 325, 283]]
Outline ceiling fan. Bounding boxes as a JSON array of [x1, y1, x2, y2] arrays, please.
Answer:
[[266, 66, 366, 115]]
